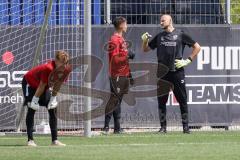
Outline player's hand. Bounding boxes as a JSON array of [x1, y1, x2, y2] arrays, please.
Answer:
[[175, 58, 192, 69], [141, 32, 152, 42], [30, 96, 40, 110], [128, 50, 135, 60], [129, 77, 134, 86], [48, 96, 58, 110], [129, 73, 135, 86]]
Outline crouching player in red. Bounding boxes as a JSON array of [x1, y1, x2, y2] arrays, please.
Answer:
[[22, 50, 71, 147]]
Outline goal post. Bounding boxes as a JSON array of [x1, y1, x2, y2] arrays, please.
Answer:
[[84, 0, 92, 138], [32, 0, 54, 67]]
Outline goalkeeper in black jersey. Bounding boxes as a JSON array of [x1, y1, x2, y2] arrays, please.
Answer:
[[142, 14, 201, 134]]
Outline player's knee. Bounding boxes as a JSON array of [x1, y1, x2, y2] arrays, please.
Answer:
[[179, 100, 188, 106], [113, 113, 121, 120], [158, 97, 168, 105], [105, 95, 120, 113]]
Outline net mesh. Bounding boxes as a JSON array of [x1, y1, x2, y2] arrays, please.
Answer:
[[0, 0, 46, 130], [0, 0, 86, 132], [105, 0, 225, 24]]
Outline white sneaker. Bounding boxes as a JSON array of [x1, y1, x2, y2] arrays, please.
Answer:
[[27, 140, 37, 147], [51, 140, 66, 146]]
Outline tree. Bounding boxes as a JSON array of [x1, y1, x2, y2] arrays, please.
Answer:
[[231, 0, 240, 24]]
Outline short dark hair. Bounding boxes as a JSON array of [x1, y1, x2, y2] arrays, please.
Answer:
[[112, 16, 127, 29]]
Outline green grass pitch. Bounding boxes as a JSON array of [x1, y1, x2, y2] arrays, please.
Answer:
[[0, 132, 240, 160]]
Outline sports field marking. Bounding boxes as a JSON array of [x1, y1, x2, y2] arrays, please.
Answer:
[[0, 142, 240, 148], [1, 132, 240, 139], [186, 75, 240, 78]]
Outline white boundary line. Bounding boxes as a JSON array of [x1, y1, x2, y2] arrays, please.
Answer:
[[186, 75, 240, 78], [0, 142, 240, 148]]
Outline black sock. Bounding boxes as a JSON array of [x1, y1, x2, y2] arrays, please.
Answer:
[[48, 109, 58, 142], [26, 108, 36, 141]]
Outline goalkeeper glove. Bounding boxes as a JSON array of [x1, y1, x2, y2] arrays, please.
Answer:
[[175, 58, 192, 69], [141, 32, 152, 42], [48, 96, 58, 110], [30, 96, 40, 110], [128, 50, 135, 60]]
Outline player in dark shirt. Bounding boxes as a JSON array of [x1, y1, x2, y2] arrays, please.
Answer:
[[142, 14, 201, 134], [22, 50, 71, 146]]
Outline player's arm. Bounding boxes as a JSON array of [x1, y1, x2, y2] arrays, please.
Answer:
[[175, 33, 201, 69], [30, 81, 47, 110], [45, 80, 63, 110], [51, 66, 72, 96], [48, 64, 72, 110], [188, 42, 201, 60], [52, 81, 63, 96], [34, 81, 47, 97]]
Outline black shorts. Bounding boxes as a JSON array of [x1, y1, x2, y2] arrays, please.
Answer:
[[22, 77, 51, 107], [109, 76, 129, 96]]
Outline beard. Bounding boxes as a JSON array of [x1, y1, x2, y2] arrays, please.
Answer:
[[161, 25, 169, 30]]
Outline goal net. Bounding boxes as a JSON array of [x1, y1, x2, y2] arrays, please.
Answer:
[[0, 0, 87, 134]]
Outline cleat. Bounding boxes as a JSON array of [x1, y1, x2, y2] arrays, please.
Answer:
[[183, 126, 191, 134], [102, 127, 110, 135], [102, 127, 109, 135], [27, 140, 37, 147], [51, 140, 66, 146], [113, 129, 125, 134], [158, 127, 167, 134]]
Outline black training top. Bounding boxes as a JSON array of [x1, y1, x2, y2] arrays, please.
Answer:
[[148, 29, 196, 71]]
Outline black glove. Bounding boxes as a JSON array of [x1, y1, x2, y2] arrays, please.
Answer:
[[130, 77, 134, 85], [128, 50, 135, 60], [129, 73, 134, 86]]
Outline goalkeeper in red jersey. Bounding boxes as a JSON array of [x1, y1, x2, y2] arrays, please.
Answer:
[[22, 50, 71, 147]]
